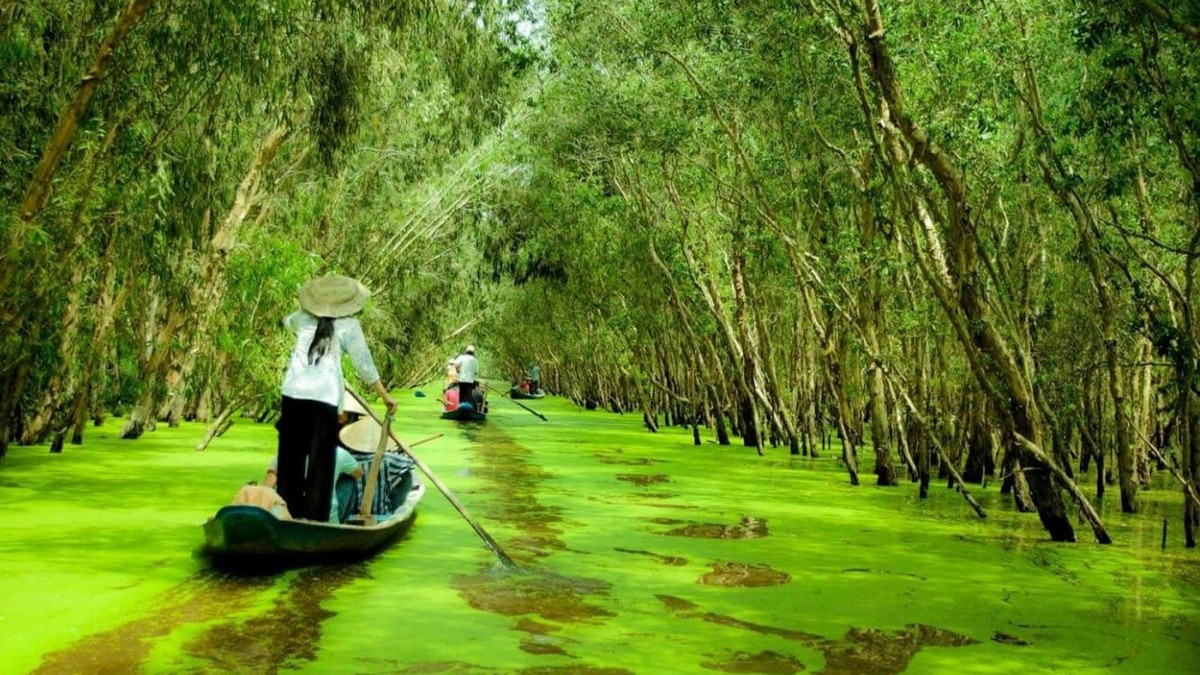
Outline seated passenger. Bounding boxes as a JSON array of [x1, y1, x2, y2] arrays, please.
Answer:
[[443, 385, 460, 411], [263, 446, 362, 522], [231, 482, 292, 520], [337, 419, 417, 519]]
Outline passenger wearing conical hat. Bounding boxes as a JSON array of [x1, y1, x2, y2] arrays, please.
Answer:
[[336, 419, 416, 519], [275, 275, 397, 522]]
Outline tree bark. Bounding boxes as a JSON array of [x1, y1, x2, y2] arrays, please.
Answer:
[[121, 121, 292, 439], [17, 0, 157, 222], [855, 0, 1083, 540]]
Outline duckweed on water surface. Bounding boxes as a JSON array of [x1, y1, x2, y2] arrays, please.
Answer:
[[0, 393, 1197, 673]]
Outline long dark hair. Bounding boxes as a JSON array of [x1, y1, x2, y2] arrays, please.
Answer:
[[308, 317, 335, 364]]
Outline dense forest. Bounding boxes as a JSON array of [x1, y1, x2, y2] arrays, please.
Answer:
[[2, 0, 1199, 546]]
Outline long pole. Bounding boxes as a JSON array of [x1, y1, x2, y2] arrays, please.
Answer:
[[349, 412, 393, 526], [485, 383, 548, 422], [345, 387, 516, 567]]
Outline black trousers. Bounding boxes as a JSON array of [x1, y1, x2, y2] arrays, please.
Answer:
[[275, 396, 339, 521], [458, 381, 477, 407]]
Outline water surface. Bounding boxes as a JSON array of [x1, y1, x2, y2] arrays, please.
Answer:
[[1, 394, 1197, 673]]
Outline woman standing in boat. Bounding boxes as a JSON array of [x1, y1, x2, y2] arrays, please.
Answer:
[[276, 275, 397, 521]]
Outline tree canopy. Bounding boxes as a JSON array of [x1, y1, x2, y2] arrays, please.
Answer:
[[2, 0, 1199, 544]]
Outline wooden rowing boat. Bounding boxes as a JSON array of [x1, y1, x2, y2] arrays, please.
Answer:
[[509, 387, 545, 400], [203, 482, 425, 567], [440, 402, 487, 421]]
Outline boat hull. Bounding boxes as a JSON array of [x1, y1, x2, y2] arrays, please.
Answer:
[[509, 388, 545, 400], [203, 483, 424, 567], [440, 405, 487, 421]]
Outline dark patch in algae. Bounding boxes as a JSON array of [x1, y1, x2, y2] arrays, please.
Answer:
[[523, 662, 638, 667], [450, 425, 617, 662], [182, 564, 368, 670], [402, 663, 633, 674], [31, 570, 276, 673], [616, 473, 670, 486], [658, 516, 769, 539], [595, 450, 660, 466], [991, 631, 1033, 646], [657, 594, 978, 674], [615, 546, 688, 566], [520, 634, 571, 655], [455, 569, 614, 622], [842, 567, 927, 582], [699, 562, 791, 587], [515, 617, 562, 634], [702, 650, 806, 673]]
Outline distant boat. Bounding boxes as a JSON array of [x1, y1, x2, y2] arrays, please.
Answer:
[[202, 482, 425, 568], [509, 387, 545, 400], [440, 401, 488, 421]]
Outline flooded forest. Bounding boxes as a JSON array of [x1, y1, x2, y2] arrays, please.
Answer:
[[1, 1, 1199, 673]]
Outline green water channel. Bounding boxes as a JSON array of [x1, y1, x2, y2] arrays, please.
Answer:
[[1, 393, 1197, 674]]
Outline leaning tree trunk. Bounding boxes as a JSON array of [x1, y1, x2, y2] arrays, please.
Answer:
[[16, 0, 156, 223], [852, 0, 1095, 541], [864, 321, 898, 485], [1020, 65, 1136, 513], [121, 121, 292, 439]]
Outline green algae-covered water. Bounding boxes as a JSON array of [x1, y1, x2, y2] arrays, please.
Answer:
[[2, 394, 1198, 674]]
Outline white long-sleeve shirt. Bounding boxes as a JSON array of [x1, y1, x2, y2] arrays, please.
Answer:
[[281, 311, 381, 410], [452, 353, 479, 383]]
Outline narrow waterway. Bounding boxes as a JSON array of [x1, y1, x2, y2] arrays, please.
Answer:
[[1, 393, 1197, 673]]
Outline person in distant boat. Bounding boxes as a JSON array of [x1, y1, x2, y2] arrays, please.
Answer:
[[470, 383, 487, 413], [527, 362, 541, 394], [275, 275, 397, 522], [452, 345, 479, 409], [443, 384, 460, 412]]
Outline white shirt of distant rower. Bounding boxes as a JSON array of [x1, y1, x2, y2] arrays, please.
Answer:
[[452, 353, 479, 383]]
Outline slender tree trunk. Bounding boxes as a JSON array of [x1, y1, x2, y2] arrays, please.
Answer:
[[16, 0, 157, 222], [852, 0, 1086, 540], [121, 122, 291, 439]]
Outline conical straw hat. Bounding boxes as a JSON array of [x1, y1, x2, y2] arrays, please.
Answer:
[[339, 418, 397, 453], [298, 275, 370, 318], [342, 394, 368, 417]]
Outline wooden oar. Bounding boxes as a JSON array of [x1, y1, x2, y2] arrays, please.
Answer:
[[345, 386, 516, 567], [485, 383, 548, 422], [408, 433, 442, 448], [347, 412, 393, 526]]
